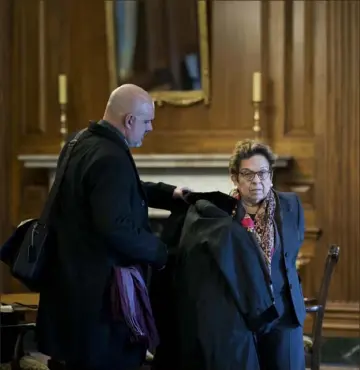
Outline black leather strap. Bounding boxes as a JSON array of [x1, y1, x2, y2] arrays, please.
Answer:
[[39, 128, 87, 224]]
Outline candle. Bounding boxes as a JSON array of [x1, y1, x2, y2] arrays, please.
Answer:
[[58, 74, 67, 104], [252, 72, 262, 102]]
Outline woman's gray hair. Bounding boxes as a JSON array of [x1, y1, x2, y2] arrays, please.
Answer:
[[229, 139, 276, 175]]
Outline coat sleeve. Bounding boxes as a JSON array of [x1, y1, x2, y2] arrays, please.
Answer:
[[86, 156, 167, 269], [141, 181, 176, 210]]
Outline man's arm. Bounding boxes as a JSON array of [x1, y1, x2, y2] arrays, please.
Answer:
[[141, 181, 176, 210], [87, 157, 167, 268]]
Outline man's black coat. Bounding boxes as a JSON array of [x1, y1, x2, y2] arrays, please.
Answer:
[[36, 122, 175, 369]]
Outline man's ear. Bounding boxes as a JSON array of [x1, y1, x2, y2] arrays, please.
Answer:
[[231, 174, 238, 186], [124, 114, 134, 129]]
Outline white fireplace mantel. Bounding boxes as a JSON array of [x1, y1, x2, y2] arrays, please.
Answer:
[[17, 154, 292, 217]]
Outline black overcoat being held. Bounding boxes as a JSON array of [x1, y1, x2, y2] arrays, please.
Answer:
[[150, 191, 306, 370], [36, 122, 175, 370]]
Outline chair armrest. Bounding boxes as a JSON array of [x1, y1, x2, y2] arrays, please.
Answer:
[[306, 305, 322, 313], [304, 297, 317, 305], [11, 323, 37, 369]]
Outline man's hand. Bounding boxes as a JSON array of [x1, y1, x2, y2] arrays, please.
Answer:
[[173, 187, 192, 199]]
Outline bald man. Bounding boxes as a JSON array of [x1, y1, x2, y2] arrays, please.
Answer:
[[36, 84, 189, 370]]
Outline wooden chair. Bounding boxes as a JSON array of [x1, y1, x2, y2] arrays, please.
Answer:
[[303, 244, 340, 370], [0, 321, 48, 370]]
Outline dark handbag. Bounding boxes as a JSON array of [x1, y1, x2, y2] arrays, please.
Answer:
[[0, 129, 87, 291]]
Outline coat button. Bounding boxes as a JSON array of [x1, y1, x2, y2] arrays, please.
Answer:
[[284, 252, 288, 257], [141, 200, 145, 206]]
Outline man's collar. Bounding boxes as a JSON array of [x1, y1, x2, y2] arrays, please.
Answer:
[[87, 120, 129, 151], [98, 119, 129, 147]]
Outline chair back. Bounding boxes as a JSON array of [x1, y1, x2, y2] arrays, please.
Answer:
[[311, 245, 340, 354]]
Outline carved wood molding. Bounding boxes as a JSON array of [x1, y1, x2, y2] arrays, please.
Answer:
[[304, 227, 321, 240], [17, 153, 293, 170], [304, 301, 360, 337]]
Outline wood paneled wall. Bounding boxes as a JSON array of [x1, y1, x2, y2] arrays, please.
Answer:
[[1, 0, 359, 335], [316, 0, 360, 302], [312, 1, 360, 335], [267, 0, 360, 336], [0, 0, 12, 293]]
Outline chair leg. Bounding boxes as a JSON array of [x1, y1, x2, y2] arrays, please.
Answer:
[[10, 325, 37, 370], [10, 329, 26, 370]]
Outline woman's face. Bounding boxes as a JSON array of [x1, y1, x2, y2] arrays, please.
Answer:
[[232, 154, 272, 205]]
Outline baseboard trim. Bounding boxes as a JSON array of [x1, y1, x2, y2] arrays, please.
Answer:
[[304, 301, 360, 337]]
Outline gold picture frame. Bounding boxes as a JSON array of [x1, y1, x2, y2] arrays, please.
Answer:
[[105, 0, 211, 107]]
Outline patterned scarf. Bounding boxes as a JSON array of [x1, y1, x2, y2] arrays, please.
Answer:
[[232, 189, 276, 271]]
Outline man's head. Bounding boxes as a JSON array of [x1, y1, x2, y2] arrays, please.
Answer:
[[103, 84, 154, 147]]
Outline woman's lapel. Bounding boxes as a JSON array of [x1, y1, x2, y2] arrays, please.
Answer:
[[274, 191, 293, 255]]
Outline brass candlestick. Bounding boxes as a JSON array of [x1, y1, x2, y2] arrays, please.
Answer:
[[60, 103, 68, 148], [252, 101, 262, 140]]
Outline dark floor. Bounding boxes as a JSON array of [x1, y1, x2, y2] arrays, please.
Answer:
[[13, 332, 360, 369], [319, 337, 360, 367]]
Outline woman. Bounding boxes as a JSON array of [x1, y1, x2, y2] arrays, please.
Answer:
[[151, 139, 306, 370], [229, 139, 306, 370]]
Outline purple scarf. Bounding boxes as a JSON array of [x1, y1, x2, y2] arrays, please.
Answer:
[[111, 266, 159, 352]]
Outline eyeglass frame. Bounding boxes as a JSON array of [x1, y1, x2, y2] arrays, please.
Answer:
[[237, 169, 273, 182]]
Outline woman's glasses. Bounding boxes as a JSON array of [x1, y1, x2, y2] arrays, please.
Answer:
[[238, 169, 271, 182]]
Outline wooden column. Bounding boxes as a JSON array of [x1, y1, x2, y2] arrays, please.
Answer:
[[0, 0, 13, 293], [315, 0, 360, 302], [311, 0, 360, 335]]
